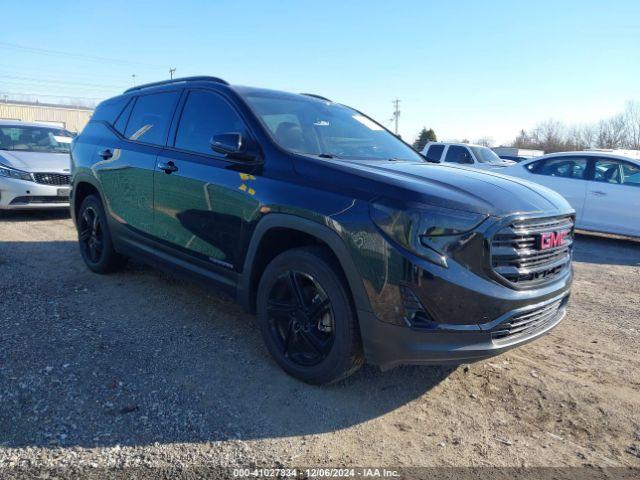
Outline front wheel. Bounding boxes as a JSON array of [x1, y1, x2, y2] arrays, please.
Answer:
[[257, 246, 363, 384], [77, 194, 126, 273]]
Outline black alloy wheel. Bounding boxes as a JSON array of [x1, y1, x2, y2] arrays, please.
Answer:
[[77, 194, 126, 273], [79, 206, 104, 264], [257, 246, 363, 384], [266, 270, 335, 366]]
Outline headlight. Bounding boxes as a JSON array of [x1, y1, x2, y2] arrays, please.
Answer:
[[0, 163, 32, 182], [370, 199, 487, 267]]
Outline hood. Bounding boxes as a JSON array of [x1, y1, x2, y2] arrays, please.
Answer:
[[0, 150, 71, 173], [323, 160, 573, 217]]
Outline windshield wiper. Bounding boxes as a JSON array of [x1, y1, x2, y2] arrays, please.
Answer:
[[318, 153, 340, 159]]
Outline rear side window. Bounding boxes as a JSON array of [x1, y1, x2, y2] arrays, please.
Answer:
[[425, 144, 444, 162], [444, 145, 474, 164], [174, 90, 248, 156], [530, 157, 588, 179], [91, 97, 129, 123], [125, 91, 179, 146], [113, 98, 134, 134]]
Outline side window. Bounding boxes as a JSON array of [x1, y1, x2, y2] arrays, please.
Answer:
[[174, 90, 248, 156], [594, 158, 640, 186], [532, 157, 588, 179], [444, 145, 473, 164], [113, 98, 134, 135], [124, 91, 179, 146], [425, 144, 444, 162]]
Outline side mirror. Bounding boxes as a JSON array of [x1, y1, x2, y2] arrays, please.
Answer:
[[210, 132, 244, 156]]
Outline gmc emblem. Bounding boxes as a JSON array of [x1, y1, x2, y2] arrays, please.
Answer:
[[538, 231, 568, 250]]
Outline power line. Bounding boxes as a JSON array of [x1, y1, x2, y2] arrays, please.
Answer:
[[0, 41, 166, 70], [0, 74, 125, 91], [0, 90, 104, 101]]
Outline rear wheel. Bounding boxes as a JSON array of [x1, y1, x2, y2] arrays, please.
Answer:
[[257, 246, 363, 384], [77, 195, 126, 273]]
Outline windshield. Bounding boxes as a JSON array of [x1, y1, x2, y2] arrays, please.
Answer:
[[0, 125, 74, 153], [242, 93, 423, 162], [469, 146, 502, 163]]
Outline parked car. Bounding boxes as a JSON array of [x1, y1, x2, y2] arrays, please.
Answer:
[[0, 120, 73, 210], [421, 142, 515, 169], [492, 147, 544, 162], [501, 151, 640, 238], [498, 154, 529, 163], [70, 76, 574, 384]]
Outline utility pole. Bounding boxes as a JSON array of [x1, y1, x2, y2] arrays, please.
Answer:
[[392, 98, 401, 135], [169, 68, 176, 79], [131, 74, 136, 86]]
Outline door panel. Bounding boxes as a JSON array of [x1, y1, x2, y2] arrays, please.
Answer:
[[153, 151, 259, 269], [94, 138, 158, 236], [582, 158, 640, 236]]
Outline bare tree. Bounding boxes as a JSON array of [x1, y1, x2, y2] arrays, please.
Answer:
[[509, 101, 640, 153], [623, 101, 640, 149], [475, 136, 494, 147], [596, 114, 626, 149]]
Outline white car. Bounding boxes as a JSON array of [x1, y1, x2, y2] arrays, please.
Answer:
[[0, 120, 73, 210], [500, 151, 640, 238], [421, 142, 516, 170]]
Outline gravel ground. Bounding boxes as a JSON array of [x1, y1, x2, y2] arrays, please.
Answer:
[[0, 210, 639, 473]]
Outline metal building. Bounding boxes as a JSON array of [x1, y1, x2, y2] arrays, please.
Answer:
[[0, 100, 93, 133]]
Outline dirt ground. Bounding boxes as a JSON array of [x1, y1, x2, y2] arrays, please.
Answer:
[[0, 210, 639, 471]]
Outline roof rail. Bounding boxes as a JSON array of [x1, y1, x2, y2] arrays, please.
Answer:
[[124, 76, 229, 93], [301, 93, 332, 102]]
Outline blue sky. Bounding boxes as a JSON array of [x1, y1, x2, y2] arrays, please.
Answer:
[[1, 0, 639, 145]]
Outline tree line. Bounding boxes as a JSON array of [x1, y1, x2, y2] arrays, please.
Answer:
[[509, 101, 640, 153], [411, 100, 640, 154]]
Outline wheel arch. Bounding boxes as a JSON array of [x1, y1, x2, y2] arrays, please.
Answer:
[[238, 214, 373, 316], [71, 175, 104, 224]]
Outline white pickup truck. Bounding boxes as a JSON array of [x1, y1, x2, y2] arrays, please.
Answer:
[[421, 142, 515, 170]]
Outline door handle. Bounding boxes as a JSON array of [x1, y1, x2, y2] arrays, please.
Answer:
[[590, 190, 607, 196], [98, 149, 113, 160], [158, 160, 178, 174]]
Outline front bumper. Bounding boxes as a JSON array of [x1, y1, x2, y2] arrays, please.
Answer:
[[359, 291, 569, 370], [0, 177, 70, 210]]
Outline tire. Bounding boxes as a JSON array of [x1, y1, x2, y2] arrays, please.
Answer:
[[77, 194, 126, 273], [257, 246, 363, 384]]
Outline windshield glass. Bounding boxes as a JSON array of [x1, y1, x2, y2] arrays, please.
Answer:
[[242, 93, 423, 162], [469, 146, 502, 163], [0, 125, 74, 153]]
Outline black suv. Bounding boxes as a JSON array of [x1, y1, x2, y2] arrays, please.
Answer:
[[70, 76, 574, 384]]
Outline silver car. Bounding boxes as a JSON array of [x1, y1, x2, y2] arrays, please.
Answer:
[[0, 120, 73, 210]]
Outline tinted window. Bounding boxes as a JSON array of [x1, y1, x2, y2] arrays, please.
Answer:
[[174, 90, 247, 155], [425, 144, 444, 162], [594, 158, 640, 186], [444, 146, 474, 164], [125, 91, 179, 146], [92, 97, 129, 123], [113, 98, 134, 134], [530, 157, 588, 179]]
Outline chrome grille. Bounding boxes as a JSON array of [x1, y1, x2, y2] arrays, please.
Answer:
[[33, 173, 70, 186], [490, 215, 574, 288], [491, 296, 567, 340]]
